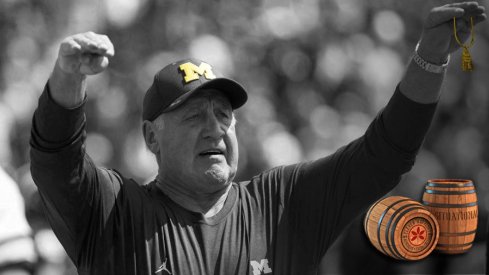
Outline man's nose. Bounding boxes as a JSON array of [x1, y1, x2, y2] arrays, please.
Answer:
[[202, 113, 225, 139]]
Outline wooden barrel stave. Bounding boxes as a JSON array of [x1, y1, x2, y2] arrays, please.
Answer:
[[422, 179, 478, 254], [364, 196, 439, 261]]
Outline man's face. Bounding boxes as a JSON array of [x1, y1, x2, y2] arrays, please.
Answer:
[[153, 89, 238, 194]]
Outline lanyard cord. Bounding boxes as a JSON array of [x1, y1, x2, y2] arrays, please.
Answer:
[[453, 16, 475, 48]]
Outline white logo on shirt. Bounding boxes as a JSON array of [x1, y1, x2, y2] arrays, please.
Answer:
[[155, 258, 171, 274], [250, 259, 272, 275]]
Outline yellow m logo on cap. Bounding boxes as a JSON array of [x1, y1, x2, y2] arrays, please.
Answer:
[[179, 62, 217, 83]]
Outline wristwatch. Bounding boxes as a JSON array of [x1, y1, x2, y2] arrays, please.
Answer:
[[412, 44, 450, 74]]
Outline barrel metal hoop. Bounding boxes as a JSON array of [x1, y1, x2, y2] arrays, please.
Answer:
[[436, 249, 472, 254], [424, 189, 475, 195], [436, 241, 474, 247], [427, 182, 473, 188], [377, 198, 411, 258], [439, 230, 477, 237], [422, 201, 477, 208]]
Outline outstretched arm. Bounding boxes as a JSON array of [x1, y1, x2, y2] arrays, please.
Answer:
[[281, 2, 486, 262]]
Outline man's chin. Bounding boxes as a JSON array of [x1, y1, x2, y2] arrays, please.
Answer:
[[202, 165, 235, 186], [204, 169, 228, 185]]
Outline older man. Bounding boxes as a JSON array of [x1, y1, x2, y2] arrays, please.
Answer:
[[30, 2, 485, 275]]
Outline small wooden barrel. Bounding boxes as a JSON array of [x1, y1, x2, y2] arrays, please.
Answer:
[[422, 179, 478, 254], [364, 196, 439, 260]]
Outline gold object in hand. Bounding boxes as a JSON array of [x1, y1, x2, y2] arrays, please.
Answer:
[[453, 17, 475, 72]]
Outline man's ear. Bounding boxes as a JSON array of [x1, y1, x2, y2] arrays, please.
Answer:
[[142, 120, 159, 154]]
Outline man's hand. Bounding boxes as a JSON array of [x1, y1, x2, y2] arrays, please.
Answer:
[[49, 32, 114, 108], [417, 2, 486, 64], [57, 32, 115, 75]]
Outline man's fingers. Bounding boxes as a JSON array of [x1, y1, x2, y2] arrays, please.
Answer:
[[473, 13, 487, 24], [446, 2, 480, 10], [83, 32, 115, 57], [461, 5, 486, 18], [97, 34, 115, 57], [84, 32, 109, 51], [59, 38, 82, 56], [57, 32, 114, 75], [79, 55, 109, 75], [426, 6, 465, 28], [426, 2, 485, 29], [454, 13, 487, 32], [70, 32, 112, 57], [79, 53, 91, 65]]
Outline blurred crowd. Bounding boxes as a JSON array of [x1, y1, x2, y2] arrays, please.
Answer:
[[0, 0, 488, 274]]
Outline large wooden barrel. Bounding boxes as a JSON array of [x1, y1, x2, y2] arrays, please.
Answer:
[[422, 179, 478, 254], [364, 196, 439, 260]]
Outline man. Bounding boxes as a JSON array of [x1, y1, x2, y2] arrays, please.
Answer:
[[30, 2, 486, 275], [0, 167, 37, 275]]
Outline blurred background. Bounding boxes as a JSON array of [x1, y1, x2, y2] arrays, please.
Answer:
[[0, 0, 488, 274]]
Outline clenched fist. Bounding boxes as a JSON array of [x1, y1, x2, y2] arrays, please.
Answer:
[[57, 31, 115, 75]]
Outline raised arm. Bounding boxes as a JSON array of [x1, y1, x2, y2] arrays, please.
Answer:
[[280, 2, 486, 262], [30, 32, 118, 263]]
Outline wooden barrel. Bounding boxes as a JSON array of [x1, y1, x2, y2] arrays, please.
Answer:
[[422, 179, 478, 254], [364, 196, 439, 260]]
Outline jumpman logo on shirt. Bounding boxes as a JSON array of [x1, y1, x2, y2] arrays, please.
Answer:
[[155, 258, 172, 275]]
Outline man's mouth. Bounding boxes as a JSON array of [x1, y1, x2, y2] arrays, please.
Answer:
[[199, 149, 225, 156]]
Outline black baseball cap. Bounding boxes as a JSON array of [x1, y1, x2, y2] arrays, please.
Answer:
[[142, 58, 248, 121]]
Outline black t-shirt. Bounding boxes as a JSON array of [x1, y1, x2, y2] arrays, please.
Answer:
[[30, 84, 437, 275]]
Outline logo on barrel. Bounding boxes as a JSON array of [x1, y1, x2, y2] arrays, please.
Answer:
[[401, 218, 433, 253], [409, 225, 426, 246]]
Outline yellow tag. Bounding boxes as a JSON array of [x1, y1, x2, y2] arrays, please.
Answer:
[[461, 46, 473, 71], [453, 17, 475, 72]]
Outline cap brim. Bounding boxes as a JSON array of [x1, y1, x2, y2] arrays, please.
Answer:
[[163, 78, 248, 112]]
